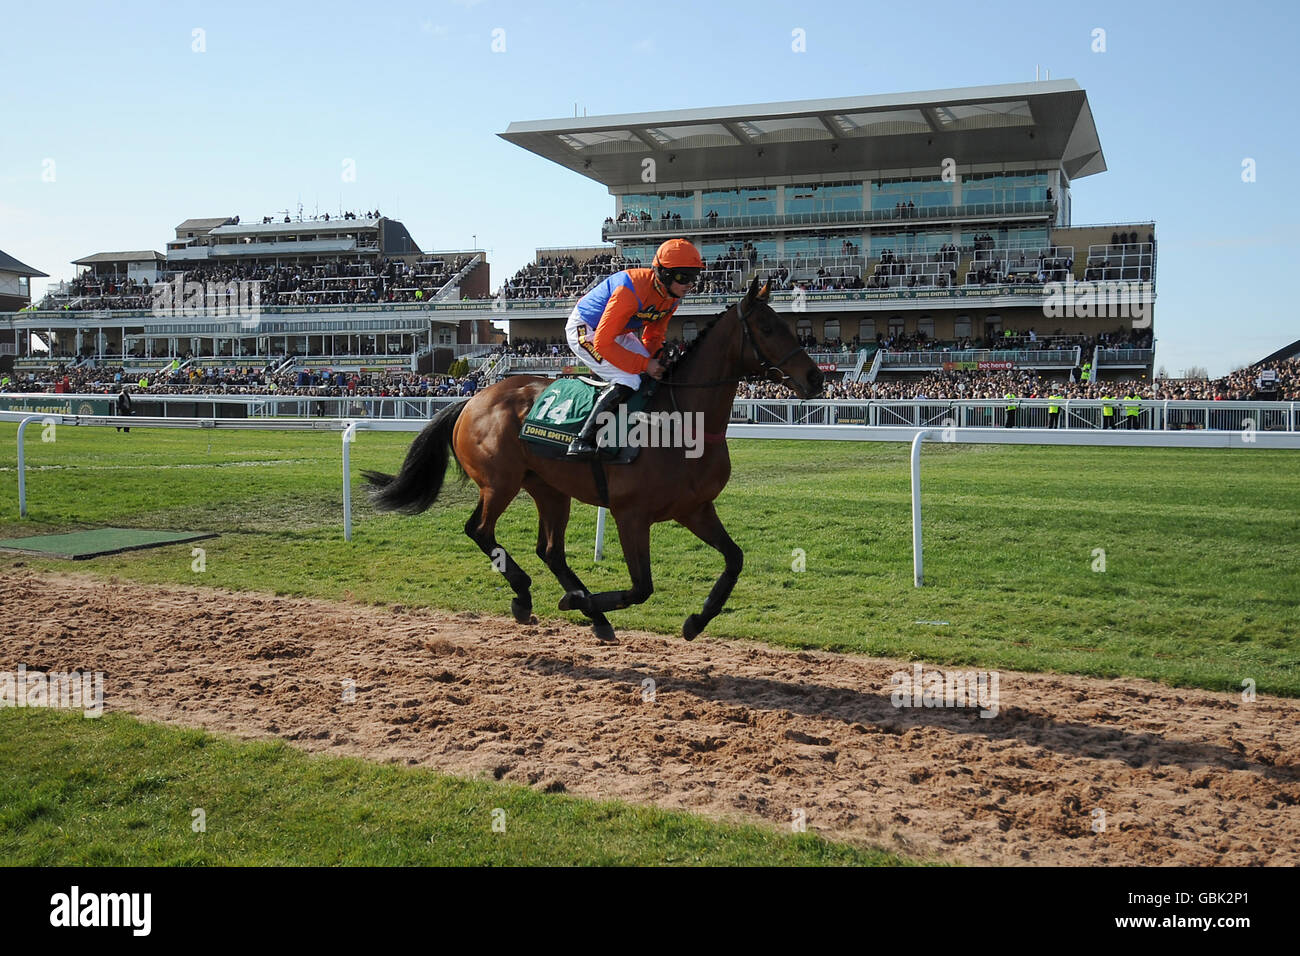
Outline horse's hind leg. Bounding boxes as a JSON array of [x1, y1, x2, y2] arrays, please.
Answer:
[[464, 488, 534, 624], [524, 478, 614, 642], [675, 501, 743, 641]]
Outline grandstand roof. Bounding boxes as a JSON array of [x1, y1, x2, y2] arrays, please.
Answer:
[[501, 80, 1105, 188], [176, 217, 235, 233], [0, 250, 48, 278], [72, 251, 166, 265], [210, 218, 380, 237], [1255, 339, 1300, 366]]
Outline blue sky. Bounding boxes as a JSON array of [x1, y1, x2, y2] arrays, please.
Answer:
[[3, 0, 1296, 376]]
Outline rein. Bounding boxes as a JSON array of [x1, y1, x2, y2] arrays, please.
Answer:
[[661, 298, 804, 392]]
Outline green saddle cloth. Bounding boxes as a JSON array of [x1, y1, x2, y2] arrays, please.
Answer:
[[520, 378, 650, 451]]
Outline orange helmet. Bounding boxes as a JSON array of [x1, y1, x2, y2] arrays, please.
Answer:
[[652, 238, 703, 295]]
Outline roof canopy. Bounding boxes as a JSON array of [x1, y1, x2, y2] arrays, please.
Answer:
[[210, 218, 380, 238], [72, 251, 165, 265], [0, 249, 48, 277], [175, 217, 236, 233], [501, 80, 1105, 188]]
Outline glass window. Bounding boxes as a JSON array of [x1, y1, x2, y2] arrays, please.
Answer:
[[822, 319, 840, 342], [869, 228, 953, 258], [954, 316, 971, 339], [888, 316, 904, 336], [701, 187, 776, 219], [859, 319, 874, 341], [917, 317, 934, 339], [783, 234, 864, 258], [961, 171, 1047, 206], [871, 176, 953, 211], [796, 318, 812, 338], [682, 321, 698, 341], [786, 182, 863, 215], [699, 238, 775, 263], [620, 191, 695, 220], [618, 245, 656, 266]]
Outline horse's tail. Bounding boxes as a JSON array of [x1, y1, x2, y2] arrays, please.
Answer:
[[362, 400, 467, 514]]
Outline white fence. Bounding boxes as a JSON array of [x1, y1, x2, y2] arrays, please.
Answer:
[[5, 410, 1298, 583], [4, 393, 1297, 432]]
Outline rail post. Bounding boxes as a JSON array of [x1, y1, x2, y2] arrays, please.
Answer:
[[16, 415, 44, 518], [911, 429, 936, 587], [594, 506, 608, 561], [342, 420, 358, 541]]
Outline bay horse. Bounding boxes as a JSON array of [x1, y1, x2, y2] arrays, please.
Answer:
[[362, 276, 824, 642]]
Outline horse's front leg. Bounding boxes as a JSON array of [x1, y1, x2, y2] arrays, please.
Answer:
[[565, 512, 653, 616], [675, 501, 742, 641]]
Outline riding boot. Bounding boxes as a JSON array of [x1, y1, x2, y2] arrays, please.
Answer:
[[567, 383, 634, 458]]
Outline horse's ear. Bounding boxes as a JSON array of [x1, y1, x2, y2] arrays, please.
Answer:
[[741, 275, 760, 311], [759, 277, 771, 301]]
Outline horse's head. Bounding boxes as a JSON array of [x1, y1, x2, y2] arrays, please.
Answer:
[[734, 276, 824, 398]]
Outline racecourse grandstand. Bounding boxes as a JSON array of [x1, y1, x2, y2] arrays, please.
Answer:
[[4, 211, 498, 375], [0, 80, 1159, 388], [0, 249, 47, 360], [494, 79, 1157, 386]]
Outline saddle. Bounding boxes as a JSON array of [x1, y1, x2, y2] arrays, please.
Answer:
[[520, 377, 652, 464]]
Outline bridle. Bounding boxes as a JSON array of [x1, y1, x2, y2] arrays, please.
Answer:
[[737, 295, 807, 389], [662, 295, 808, 393]]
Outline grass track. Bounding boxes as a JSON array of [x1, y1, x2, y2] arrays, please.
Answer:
[[0, 709, 907, 866], [2, 424, 1298, 695]]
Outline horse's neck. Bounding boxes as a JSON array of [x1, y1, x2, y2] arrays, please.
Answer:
[[655, 307, 742, 432]]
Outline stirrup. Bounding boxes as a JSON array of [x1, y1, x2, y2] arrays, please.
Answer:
[[565, 383, 631, 459], [566, 436, 598, 459]]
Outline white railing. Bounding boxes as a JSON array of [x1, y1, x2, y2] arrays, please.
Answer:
[[728, 399, 1298, 432], [434, 254, 483, 302], [848, 349, 869, 383], [880, 348, 1081, 368], [7, 410, 1295, 557], [806, 351, 858, 368], [476, 352, 509, 380], [5, 393, 1294, 431]]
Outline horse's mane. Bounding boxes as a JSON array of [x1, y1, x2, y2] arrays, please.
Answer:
[[665, 302, 735, 376]]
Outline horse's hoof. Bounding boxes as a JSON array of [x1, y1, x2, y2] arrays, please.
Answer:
[[593, 622, 617, 643], [511, 597, 533, 624], [558, 590, 587, 613], [683, 613, 706, 641]]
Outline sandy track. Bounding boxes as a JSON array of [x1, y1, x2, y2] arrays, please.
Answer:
[[2, 568, 1297, 865]]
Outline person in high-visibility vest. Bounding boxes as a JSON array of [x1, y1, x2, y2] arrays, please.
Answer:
[[137, 375, 148, 389], [1080, 361, 1091, 383], [1047, 392, 1064, 428], [1004, 392, 1018, 428], [0, 375, 10, 390], [1101, 393, 1116, 429], [1124, 391, 1142, 429]]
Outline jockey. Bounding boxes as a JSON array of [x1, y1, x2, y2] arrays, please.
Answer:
[[564, 238, 703, 458]]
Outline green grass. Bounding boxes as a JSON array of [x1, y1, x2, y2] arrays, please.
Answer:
[[0, 709, 907, 866], [2, 424, 1298, 695]]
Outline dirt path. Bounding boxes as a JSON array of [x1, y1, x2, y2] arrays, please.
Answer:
[[3, 568, 1297, 865]]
